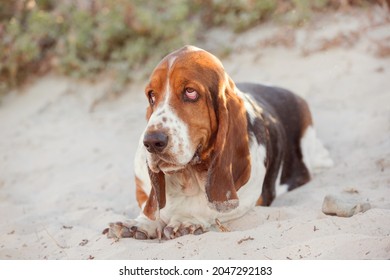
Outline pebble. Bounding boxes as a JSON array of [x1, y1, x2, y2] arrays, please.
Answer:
[[322, 194, 371, 217]]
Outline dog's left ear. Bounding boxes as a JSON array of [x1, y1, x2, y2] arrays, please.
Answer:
[[205, 76, 251, 212], [143, 167, 166, 220]]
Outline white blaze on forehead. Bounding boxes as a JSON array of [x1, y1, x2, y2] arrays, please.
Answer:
[[167, 55, 177, 69], [165, 46, 201, 68], [184, 45, 203, 52], [179, 45, 225, 69]]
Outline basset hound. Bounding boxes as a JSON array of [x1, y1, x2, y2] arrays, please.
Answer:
[[106, 45, 332, 240]]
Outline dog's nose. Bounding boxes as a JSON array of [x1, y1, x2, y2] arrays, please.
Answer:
[[143, 131, 168, 153]]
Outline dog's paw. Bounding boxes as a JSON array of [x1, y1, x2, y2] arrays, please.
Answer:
[[104, 217, 166, 240], [103, 221, 130, 239], [162, 222, 207, 240], [104, 217, 211, 240]]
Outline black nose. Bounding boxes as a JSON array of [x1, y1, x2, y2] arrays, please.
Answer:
[[143, 131, 168, 153]]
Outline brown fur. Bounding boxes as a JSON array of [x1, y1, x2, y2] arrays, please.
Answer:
[[255, 195, 264, 206], [143, 168, 165, 220], [205, 76, 251, 211], [135, 176, 148, 208]]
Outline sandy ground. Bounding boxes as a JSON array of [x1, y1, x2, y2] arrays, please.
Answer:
[[0, 7, 389, 260]]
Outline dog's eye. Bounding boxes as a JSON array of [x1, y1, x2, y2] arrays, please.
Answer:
[[148, 91, 156, 106], [184, 87, 198, 101]]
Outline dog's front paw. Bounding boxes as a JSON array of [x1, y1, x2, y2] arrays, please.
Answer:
[[105, 221, 149, 240], [163, 223, 206, 239], [104, 216, 166, 240]]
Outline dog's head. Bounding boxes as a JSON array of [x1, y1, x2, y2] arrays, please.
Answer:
[[142, 46, 251, 218]]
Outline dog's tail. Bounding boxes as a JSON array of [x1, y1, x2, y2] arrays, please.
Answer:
[[301, 126, 334, 174]]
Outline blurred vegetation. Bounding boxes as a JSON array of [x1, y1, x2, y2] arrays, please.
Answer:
[[0, 0, 385, 94]]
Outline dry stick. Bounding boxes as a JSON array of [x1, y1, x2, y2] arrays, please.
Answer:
[[43, 226, 68, 250], [237, 236, 254, 244], [215, 218, 230, 232]]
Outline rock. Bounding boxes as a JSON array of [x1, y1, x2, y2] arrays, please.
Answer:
[[322, 194, 371, 217]]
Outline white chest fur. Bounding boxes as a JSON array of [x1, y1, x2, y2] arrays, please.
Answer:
[[153, 137, 266, 228], [133, 128, 266, 236]]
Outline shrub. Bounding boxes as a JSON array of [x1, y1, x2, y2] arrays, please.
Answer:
[[0, 0, 384, 95]]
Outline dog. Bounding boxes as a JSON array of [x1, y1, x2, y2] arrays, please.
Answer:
[[105, 45, 332, 240]]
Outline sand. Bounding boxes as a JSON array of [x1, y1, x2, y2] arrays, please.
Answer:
[[0, 6, 389, 260]]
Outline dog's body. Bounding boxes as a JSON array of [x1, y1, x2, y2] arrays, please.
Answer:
[[107, 46, 332, 240]]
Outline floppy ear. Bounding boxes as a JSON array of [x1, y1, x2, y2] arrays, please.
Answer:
[[205, 76, 251, 212], [142, 167, 166, 220]]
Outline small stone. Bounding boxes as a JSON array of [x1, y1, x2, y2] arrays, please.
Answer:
[[322, 194, 371, 217]]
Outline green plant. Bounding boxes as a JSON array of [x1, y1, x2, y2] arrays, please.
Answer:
[[203, 0, 277, 32], [0, 0, 383, 96]]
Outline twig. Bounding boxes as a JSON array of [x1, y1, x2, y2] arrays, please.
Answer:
[[43, 227, 68, 249], [215, 218, 230, 232], [237, 236, 254, 244]]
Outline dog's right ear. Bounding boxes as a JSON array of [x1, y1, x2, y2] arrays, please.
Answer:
[[143, 167, 166, 220]]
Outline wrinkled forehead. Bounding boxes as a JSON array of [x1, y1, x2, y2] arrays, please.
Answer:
[[148, 46, 225, 85]]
